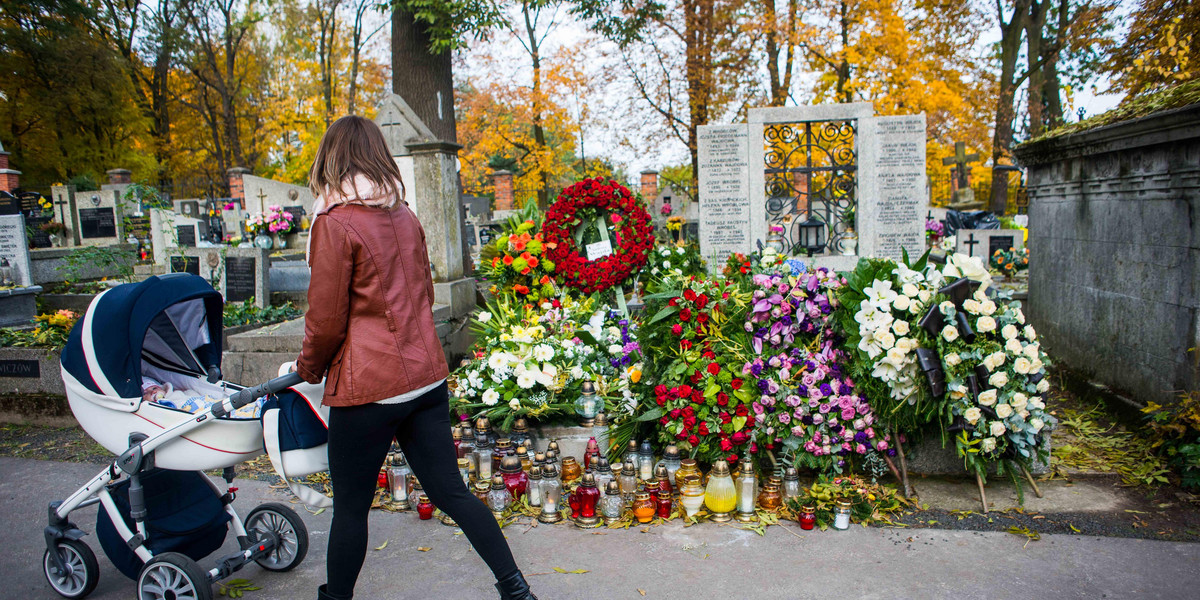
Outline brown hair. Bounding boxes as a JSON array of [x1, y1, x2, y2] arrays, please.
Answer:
[[308, 115, 405, 208]]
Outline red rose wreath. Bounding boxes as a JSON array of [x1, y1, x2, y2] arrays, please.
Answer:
[[543, 177, 654, 295]]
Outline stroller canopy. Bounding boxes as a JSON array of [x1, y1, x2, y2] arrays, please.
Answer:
[[61, 274, 224, 399]]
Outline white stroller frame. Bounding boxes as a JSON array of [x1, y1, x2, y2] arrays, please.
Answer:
[[44, 373, 308, 600]]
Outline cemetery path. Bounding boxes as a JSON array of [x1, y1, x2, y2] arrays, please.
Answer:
[[4, 457, 1198, 600]]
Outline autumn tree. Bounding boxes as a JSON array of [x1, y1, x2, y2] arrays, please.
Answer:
[[1107, 0, 1198, 97]]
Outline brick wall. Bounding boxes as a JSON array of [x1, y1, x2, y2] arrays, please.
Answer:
[[0, 151, 17, 192], [640, 170, 659, 201], [491, 170, 514, 210], [1014, 105, 1200, 406], [227, 167, 251, 207]]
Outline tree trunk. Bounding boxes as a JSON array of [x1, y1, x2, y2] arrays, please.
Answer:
[[1041, 0, 1072, 128], [837, 0, 852, 103], [989, 0, 1032, 215], [684, 0, 715, 184], [1025, 0, 1049, 137], [391, 8, 457, 143]]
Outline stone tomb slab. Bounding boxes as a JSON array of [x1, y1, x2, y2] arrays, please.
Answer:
[[149, 209, 205, 265], [73, 190, 123, 247], [955, 228, 1025, 261], [0, 214, 35, 287], [167, 247, 270, 307], [697, 123, 753, 265]]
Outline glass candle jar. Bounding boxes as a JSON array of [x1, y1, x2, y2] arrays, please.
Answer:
[[798, 505, 816, 530], [735, 457, 758, 522], [601, 481, 624, 525], [475, 438, 493, 481], [408, 479, 424, 508], [452, 427, 462, 456], [387, 455, 412, 510], [833, 499, 852, 530], [679, 474, 705, 518], [656, 444, 682, 488], [510, 417, 531, 450], [561, 456, 582, 484], [782, 467, 801, 503], [500, 455, 528, 500], [492, 438, 513, 474], [593, 459, 614, 497], [547, 439, 561, 456], [675, 458, 701, 492], [592, 412, 609, 459], [576, 381, 600, 426], [487, 475, 511, 517], [584, 437, 601, 471], [632, 491, 656, 523], [656, 480, 673, 519], [571, 473, 602, 528], [618, 461, 639, 503], [527, 465, 543, 507], [416, 494, 434, 520], [538, 464, 563, 523], [757, 482, 783, 512], [704, 461, 737, 522], [638, 440, 654, 481], [623, 440, 639, 468], [457, 458, 471, 488]]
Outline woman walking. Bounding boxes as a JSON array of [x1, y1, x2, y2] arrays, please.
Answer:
[[294, 115, 537, 600]]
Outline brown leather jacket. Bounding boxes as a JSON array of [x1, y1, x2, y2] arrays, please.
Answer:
[[295, 203, 449, 406]]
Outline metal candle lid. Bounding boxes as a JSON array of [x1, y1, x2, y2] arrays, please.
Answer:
[[768, 476, 782, 487], [836, 499, 852, 509], [516, 445, 529, 457], [633, 490, 651, 502], [562, 456, 579, 468], [474, 481, 490, 493], [456, 458, 469, 469], [530, 465, 543, 478], [418, 494, 430, 504], [542, 463, 558, 478], [594, 412, 607, 427], [663, 444, 680, 459], [545, 449, 558, 461], [639, 440, 652, 453], [596, 458, 611, 473], [495, 438, 513, 451], [680, 458, 697, 468], [581, 380, 596, 395], [491, 475, 506, 489], [627, 440, 638, 454], [513, 417, 528, 432], [710, 461, 731, 477], [582, 472, 597, 487], [547, 439, 560, 453], [606, 480, 620, 495], [654, 464, 668, 478], [621, 461, 636, 476], [500, 455, 522, 473], [452, 428, 462, 441], [476, 417, 490, 431], [784, 467, 799, 481], [534, 452, 546, 464]]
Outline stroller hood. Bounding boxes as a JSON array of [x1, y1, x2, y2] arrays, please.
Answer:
[[61, 273, 224, 403]]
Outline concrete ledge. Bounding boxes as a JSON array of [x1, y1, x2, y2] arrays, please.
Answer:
[[30, 245, 134, 285], [904, 434, 1052, 476], [38, 293, 97, 314], [220, 351, 298, 387], [0, 286, 42, 327], [0, 393, 73, 426], [434, 277, 477, 318]]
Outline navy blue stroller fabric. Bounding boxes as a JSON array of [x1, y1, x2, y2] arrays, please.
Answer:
[[96, 469, 231, 580], [262, 389, 328, 452]]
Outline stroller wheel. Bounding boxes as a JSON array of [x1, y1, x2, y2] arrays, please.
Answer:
[[43, 538, 99, 599], [245, 503, 309, 572], [136, 552, 212, 600]]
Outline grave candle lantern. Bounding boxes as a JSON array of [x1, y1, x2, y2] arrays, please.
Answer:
[[798, 217, 826, 257], [704, 461, 737, 522], [575, 380, 600, 426], [538, 464, 563, 523]]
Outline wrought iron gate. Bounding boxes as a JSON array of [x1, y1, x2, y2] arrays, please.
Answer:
[[763, 120, 857, 255]]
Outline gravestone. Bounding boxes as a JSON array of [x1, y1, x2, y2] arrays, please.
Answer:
[[73, 190, 123, 247], [698, 103, 927, 270], [954, 228, 1025, 260], [167, 247, 270, 307], [149, 208, 205, 265], [943, 141, 983, 208], [0, 214, 42, 327], [51, 184, 79, 246], [241, 176, 316, 216], [0, 193, 19, 215]]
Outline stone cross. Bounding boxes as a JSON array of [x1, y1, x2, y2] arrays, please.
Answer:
[[942, 142, 980, 189], [257, 188, 268, 207], [961, 232, 980, 257]]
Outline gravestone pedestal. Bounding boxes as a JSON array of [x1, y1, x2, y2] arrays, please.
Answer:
[[0, 214, 43, 327]]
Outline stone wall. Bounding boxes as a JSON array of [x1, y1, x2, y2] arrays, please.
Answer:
[[1014, 104, 1200, 406]]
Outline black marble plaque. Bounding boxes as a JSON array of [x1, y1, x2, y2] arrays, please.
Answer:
[[79, 207, 117, 239], [170, 255, 200, 276], [26, 215, 52, 248], [282, 205, 305, 224], [0, 359, 40, 378], [176, 224, 196, 247], [126, 215, 151, 240], [0, 193, 21, 215], [224, 256, 256, 303], [989, 235, 1016, 257]]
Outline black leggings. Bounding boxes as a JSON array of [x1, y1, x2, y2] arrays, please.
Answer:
[[325, 382, 518, 597]]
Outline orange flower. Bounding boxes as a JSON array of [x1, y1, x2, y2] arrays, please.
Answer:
[[520, 267, 531, 275], [503, 255, 514, 266], [491, 256, 500, 268], [513, 284, 530, 295], [512, 240, 527, 251], [539, 275, 551, 285]]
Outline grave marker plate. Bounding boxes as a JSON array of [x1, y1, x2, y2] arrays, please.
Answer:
[[126, 215, 151, 241], [860, 115, 927, 261], [79, 207, 117, 239], [282, 205, 305, 224], [0, 359, 40, 378], [169, 255, 200, 276], [698, 124, 753, 264], [224, 256, 256, 302], [954, 229, 1025, 260], [989, 234, 1017, 257], [176, 224, 197, 247], [0, 194, 19, 216]]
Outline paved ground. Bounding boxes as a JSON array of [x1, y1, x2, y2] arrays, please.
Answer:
[[4, 457, 1199, 600]]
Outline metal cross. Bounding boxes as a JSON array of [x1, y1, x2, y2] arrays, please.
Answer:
[[54, 194, 70, 226], [962, 233, 980, 257], [942, 142, 981, 189], [256, 188, 268, 209]]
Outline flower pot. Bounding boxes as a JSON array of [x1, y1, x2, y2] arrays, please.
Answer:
[[275, 234, 288, 249], [840, 231, 858, 256]]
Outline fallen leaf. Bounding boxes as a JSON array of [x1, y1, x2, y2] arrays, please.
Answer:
[[638, 590, 646, 596], [374, 540, 388, 550], [1068, 524, 1081, 533], [417, 547, 431, 552]]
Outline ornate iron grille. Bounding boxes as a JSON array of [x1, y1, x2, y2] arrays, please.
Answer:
[[763, 120, 857, 255]]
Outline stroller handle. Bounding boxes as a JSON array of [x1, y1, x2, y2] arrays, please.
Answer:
[[215, 372, 305, 418]]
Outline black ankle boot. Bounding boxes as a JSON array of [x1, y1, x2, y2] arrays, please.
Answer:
[[318, 584, 352, 600], [495, 570, 538, 600]]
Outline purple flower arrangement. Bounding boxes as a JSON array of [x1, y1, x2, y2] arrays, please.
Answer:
[[744, 268, 844, 355]]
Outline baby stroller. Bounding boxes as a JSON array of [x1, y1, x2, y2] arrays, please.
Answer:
[[43, 273, 328, 600]]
